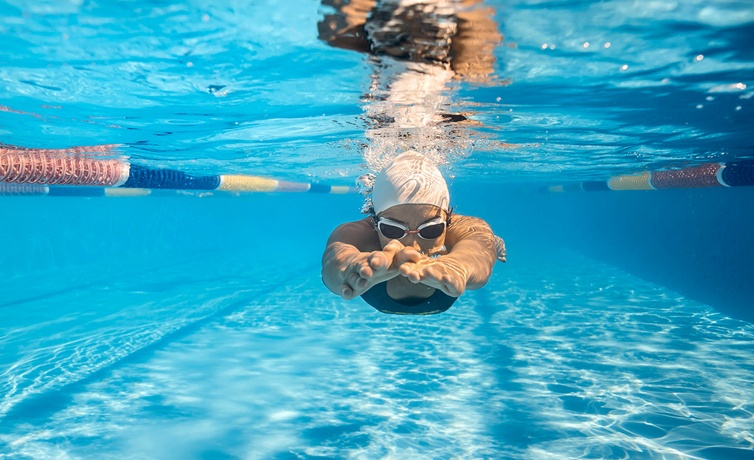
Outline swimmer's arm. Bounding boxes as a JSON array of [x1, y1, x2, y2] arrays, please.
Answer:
[[321, 218, 381, 297], [442, 215, 498, 290]]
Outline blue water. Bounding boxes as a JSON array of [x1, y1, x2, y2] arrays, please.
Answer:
[[2, 0, 754, 458]]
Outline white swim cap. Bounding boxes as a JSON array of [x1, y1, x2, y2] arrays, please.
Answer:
[[371, 150, 450, 215]]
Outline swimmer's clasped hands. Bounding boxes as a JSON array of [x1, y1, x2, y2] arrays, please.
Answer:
[[338, 240, 422, 300], [339, 239, 467, 300], [398, 256, 469, 298]]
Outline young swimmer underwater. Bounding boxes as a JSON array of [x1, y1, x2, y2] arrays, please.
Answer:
[[322, 151, 506, 315]]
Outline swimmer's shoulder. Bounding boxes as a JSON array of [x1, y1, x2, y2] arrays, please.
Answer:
[[326, 217, 381, 251], [447, 213, 506, 262], [445, 213, 495, 245], [448, 214, 493, 232]]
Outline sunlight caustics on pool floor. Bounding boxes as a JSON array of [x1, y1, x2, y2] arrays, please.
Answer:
[[1, 249, 752, 459]]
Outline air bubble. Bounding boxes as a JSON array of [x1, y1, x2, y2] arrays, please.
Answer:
[[709, 83, 747, 93]]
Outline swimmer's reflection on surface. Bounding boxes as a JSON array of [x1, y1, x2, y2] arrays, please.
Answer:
[[318, 0, 502, 82], [319, 0, 506, 162]]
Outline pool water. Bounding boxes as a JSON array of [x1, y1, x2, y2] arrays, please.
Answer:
[[1, 0, 754, 458], [2, 190, 753, 459]]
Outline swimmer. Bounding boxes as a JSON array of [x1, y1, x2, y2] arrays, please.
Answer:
[[322, 150, 506, 314]]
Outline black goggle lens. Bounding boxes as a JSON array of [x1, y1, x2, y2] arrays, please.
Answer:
[[418, 223, 445, 239], [378, 223, 407, 239]]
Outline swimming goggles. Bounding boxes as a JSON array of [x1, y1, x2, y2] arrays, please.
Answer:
[[375, 217, 447, 240]]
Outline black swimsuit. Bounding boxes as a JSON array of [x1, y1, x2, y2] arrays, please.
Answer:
[[361, 281, 457, 315]]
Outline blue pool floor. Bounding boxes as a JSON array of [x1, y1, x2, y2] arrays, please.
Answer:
[[1, 247, 753, 459]]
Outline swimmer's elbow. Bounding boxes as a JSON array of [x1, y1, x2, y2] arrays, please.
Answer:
[[466, 262, 493, 290]]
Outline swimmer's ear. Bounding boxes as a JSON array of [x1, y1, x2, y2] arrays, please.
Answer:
[[367, 207, 379, 229]]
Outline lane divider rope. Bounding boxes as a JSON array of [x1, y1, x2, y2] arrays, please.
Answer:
[[543, 160, 754, 193], [0, 149, 356, 196]]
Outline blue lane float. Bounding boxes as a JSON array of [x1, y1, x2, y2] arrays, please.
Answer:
[[581, 181, 610, 192], [308, 183, 333, 194], [720, 161, 754, 187], [123, 165, 221, 190]]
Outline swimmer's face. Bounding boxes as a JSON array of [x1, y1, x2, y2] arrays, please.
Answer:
[[375, 204, 448, 255]]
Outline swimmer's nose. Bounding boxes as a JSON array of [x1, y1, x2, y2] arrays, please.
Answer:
[[405, 237, 422, 252]]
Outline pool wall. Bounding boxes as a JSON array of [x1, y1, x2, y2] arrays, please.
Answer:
[[456, 182, 754, 322]]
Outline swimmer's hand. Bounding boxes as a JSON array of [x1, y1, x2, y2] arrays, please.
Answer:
[[338, 240, 422, 300], [398, 256, 469, 298]]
